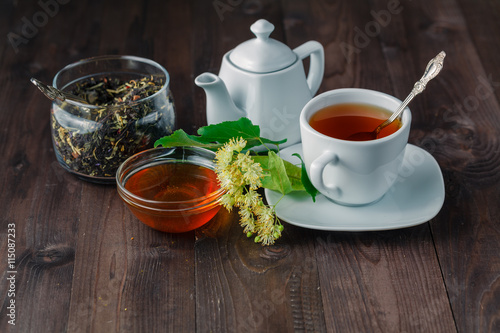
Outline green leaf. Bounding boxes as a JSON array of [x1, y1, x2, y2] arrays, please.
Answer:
[[154, 129, 222, 150], [253, 155, 304, 192], [266, 151, 294, 195], [155, 117, 287, 151], [292, 153, 319, 202], [197, 117, 287, 149], [153, 118, 318, 202]]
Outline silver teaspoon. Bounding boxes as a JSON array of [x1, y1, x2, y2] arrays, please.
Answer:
[[347, 51, 446, 141], [30, 77, 90, 105]]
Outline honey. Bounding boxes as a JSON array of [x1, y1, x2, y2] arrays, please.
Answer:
[[123, 163, 222, 233]]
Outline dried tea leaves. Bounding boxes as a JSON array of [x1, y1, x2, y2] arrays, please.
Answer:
[[51, 75, 175, 180]]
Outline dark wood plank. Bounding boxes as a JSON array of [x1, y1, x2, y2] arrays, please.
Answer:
[[191, 2, 327, 332], [194, 211, 327, 332], [388, 0, 500, 332], [312, 227, 455, 332], [62, 1, 198, 332], [1, 1, 198, 332], [282, 0, 456, 331], [454, 2, 500, 331], [66, 185, 196, 332], [457, 0, 500, 102], [0, 2, 84, 331]]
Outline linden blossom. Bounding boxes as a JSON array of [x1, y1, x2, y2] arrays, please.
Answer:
[[154, 117, 317, 200], [215, 138, 282, 245], [154, 117, 318, 245]]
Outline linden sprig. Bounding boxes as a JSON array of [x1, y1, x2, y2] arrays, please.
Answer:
[[155, 117, 317, 245], [214, 137, 284, 245]]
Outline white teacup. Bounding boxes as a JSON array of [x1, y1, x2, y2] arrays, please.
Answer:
[[299, 88, 412, 206]]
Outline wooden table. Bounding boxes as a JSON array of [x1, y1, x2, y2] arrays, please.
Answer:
[[1, 0, 499, 332]]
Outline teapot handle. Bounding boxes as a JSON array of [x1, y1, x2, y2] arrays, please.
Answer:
[[294, 41, 325, 96]]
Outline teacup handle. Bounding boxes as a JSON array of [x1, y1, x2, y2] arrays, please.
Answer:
[[294, 41, 325, 96], [310, 151, 341, 199]]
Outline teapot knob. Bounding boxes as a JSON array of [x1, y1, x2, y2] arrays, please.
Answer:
[[229, 18, 296, 73], [250, 19, 274, 40]]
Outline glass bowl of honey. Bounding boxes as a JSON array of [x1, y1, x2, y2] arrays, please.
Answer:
[[116, 146, 224, 233]]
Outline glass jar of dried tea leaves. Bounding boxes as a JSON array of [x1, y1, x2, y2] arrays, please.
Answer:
[[51, 55, 175, 183]]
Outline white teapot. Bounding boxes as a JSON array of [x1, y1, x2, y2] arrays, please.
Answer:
[[195, 19, 324, 147]]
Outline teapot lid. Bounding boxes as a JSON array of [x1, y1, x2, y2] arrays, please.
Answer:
[[229, 19, 297, 73]]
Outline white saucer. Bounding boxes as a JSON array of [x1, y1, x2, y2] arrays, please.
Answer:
[[264, 143, 445, 231]]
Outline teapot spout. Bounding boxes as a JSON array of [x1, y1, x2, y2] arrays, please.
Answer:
[[195, 73, 246, 124]]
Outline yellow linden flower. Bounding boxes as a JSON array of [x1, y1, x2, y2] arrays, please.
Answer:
[[217, 169, 235, 190], [233, 189, 246, 207], [214, 137, 246, 171], [235, 152, 263, 190], [231, 137, 247, 152], [214, 136, 282, 245], [228, 164, 246, 187], [215, 149, 233, 170], [256, 204, 274, 227], [220, 193, 235, 211], [238, 205, 256, 233], [242, 189, 261, 207]]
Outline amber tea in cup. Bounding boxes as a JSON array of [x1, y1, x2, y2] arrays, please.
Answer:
[[309, 103, 402, 141], [299, 88, 411, 205]]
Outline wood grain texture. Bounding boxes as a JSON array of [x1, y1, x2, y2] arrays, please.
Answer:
[[194, 213, 327, 333], [282, 1, 455, 332], [1, 0, 500, 332], [392, 1, 500, 332], [0, 2, 82, 329], [191, 2, 327, 332]]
